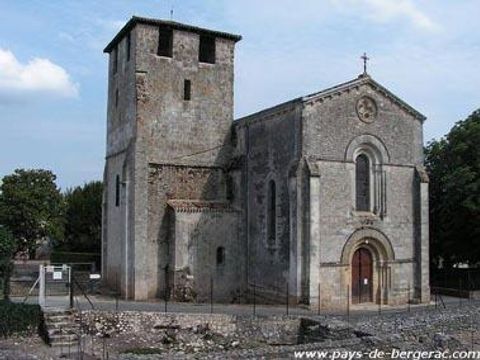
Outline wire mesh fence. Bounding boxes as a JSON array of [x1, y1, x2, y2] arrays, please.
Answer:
[[431, 268, 480, 291], [3, 270, 480, 359]]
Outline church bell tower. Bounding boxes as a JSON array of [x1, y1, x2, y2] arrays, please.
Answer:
[[102, 17, 241, 299]]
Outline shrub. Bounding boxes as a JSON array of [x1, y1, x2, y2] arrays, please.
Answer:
[[0, 300, 42, 337]]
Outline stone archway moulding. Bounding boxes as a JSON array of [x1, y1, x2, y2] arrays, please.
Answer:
[[345, 134, 390, 163], [340, 227, 395, 265]]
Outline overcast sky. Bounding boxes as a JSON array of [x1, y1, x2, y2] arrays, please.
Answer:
[[0, 0, 479, 189]]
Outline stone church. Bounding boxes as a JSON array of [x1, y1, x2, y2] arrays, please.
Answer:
[[102, 16, 430, 309]]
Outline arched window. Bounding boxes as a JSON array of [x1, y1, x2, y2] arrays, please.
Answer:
[[267, 179, 276, 246], [216, 247, 225, 266], [356, 154, 370, 211]]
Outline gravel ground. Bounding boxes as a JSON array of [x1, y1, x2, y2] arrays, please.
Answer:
[[1, 301, 479, 359]]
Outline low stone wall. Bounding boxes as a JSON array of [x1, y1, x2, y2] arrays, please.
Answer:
[[78, 311, 302, 345]]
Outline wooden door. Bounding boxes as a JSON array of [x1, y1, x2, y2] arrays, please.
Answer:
[[352, 248, 373, 304]]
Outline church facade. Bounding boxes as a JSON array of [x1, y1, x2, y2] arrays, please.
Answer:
[[102, 16, 430, 309]]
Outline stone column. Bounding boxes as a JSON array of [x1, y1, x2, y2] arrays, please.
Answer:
[[307, 160, 321, 307], [415, 165, 430, 303], [288, 175, 300, 299]]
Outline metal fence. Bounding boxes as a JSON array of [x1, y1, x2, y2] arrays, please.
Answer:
[[431, 268, 480, 291]]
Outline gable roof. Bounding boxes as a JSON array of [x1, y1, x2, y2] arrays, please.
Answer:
[[235, 74, 426, 126], [302, 74, 426, 121], [104, 16, 242, 53]]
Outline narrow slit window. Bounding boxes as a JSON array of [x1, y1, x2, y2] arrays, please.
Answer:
[[113, 47, 118, 74], [216, 247, 225, 266], [199, 35, 215, 64], [126, 32, 131, 61], [115, 175, 120, 207], [356, 154, 370, 211], [184, 79, 191, 101], [267, 180, 276, 246], [158, 27, 173, 57]]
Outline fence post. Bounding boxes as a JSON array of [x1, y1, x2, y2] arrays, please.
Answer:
[[459, 277, 463, 307], [210, 276, 213, 314], [103, 337, 106, 360], [407, 282, 411, 313], [472, 327, 475, 352], [467, 270, 472, 303], [346, 286, 350, 326], [69, 267, 74, 309], [378, 295, 381, 316], [39, 264, 45, 307], [286, 281, 289, 316], [164, 265, 169, 314], [317, 283, 321, 316], [253, 277, 256, 316], [115, 272, 119, 312]]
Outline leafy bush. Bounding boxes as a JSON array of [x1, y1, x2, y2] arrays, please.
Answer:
[[0, 300, 42, 337], [62, 181, 102, 253], [0, 227, 15, 300], [0, 169, 64, 257]]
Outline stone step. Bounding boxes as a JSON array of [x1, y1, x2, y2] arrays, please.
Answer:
[[44, 309, 75, 316], [42, 307, 79, 347], [47, 328, 80, 337], [43, 307, 75, 314], [49, 333, 79, 343], [49, 340, 80, 348], [46, 321, 80, 329], [45, 316, 72, 324]]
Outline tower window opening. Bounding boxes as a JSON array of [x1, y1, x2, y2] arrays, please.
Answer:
[[216, 247, 225, 266], [184, 79, 191, 101], [115, 174, 120, 207], [267, 179, 276, 246], [126, 32, 131, 61], [113, 47, 118, 74], [158, 27, 173, 57], [199, 35, 215, 64]]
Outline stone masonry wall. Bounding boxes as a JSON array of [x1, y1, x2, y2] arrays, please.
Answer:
[[147, 164, 228, 298], [234, 103, 302, 301], [134, 23, 236, 167], [171, 210, 243, 302], [301, 80, 427, 308]]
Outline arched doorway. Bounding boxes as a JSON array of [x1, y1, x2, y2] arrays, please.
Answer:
[[351, 248, 373, 304], [341, 228, 395, 306]]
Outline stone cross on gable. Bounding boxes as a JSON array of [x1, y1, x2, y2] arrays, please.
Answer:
[[361, 52, 370, 74]]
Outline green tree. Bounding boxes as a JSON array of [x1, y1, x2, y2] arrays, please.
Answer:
[[425, 109, 480, 267], [0, 169, 64, 257], [0, 227, 15, 300], [62, 181, 103, 253]]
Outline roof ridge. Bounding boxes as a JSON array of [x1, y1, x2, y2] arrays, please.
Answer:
[[235, 74, 426, 124], [104, 16, 242, 53], [301, 74, 368, 101]]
